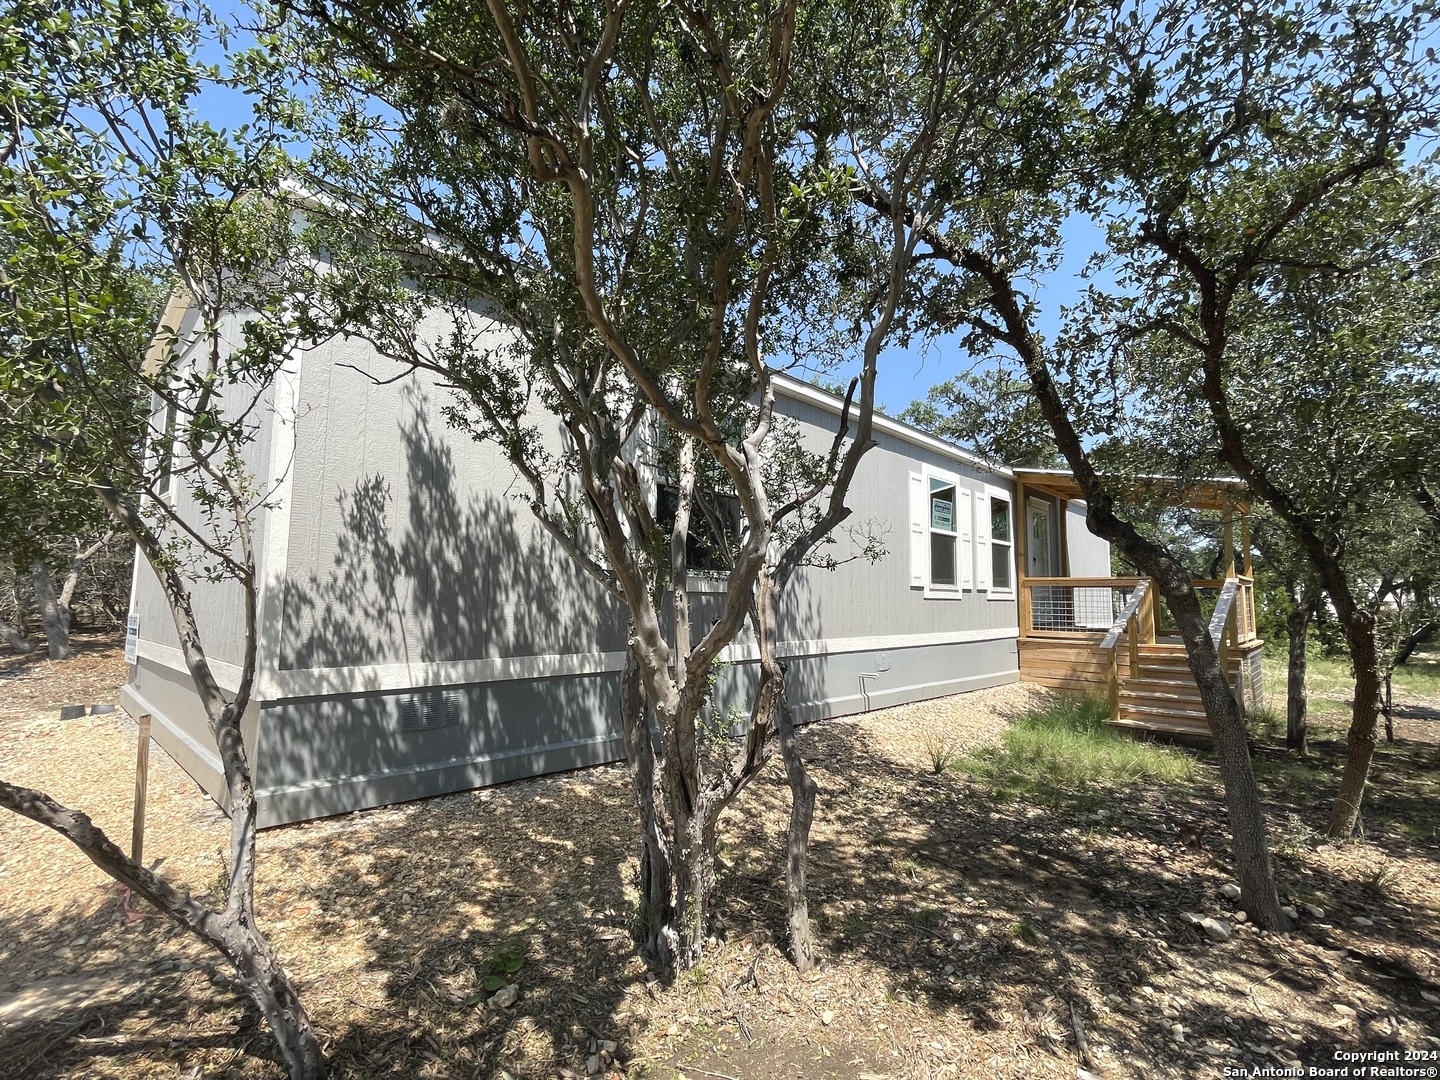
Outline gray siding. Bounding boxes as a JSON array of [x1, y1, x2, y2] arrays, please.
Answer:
[[279, 329, 625, 670], [1066, 499, 1112, 577], [130, 304, 278, 669], [251, 672, 624, 826], [770, 395, 1018, 643], [122, 656, 261, 807], [716, 637, 1019, 723], [126, 312, 1061, 824]]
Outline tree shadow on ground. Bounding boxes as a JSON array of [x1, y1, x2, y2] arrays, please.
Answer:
[[0, 887, 286, 1077], [702, 706, 1440, 1078], [3, 696, 1440, 1078]]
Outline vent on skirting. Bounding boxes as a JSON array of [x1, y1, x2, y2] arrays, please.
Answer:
[[397, 691, 462, 732]]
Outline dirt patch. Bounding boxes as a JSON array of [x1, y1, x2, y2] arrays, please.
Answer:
[[2, 641, 1439, 1079]]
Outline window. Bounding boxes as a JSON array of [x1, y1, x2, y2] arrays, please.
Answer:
[[929, 479, 957, 587], [980, 485, 1015, 599], [655, 484, 740, 573], [154, 397, 178, 500], [990, 495, 1013, 591], [909, 466, 971, 598], [912, 471, 1014, 600]]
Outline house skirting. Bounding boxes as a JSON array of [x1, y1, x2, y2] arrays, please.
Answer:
[[123, 631, 1019, 827]]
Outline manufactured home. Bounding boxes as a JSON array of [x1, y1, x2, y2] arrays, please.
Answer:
[[121, 308, 1262, 826]]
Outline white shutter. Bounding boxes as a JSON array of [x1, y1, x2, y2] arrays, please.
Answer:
[[958, 487, 973, 590], [975, 489, 991, 590], [909, 472, 926, 587]]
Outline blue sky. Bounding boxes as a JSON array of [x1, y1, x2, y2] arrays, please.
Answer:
[[868, 213, 1107, 415], [193, 4, 1104, 419]]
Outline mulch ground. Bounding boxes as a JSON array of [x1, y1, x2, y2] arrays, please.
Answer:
[[1, 637, 1438, 1079]]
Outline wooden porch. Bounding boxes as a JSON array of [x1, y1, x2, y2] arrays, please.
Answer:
[[1012, 471, 1264, 740]]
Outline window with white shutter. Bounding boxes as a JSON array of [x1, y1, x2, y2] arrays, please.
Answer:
[[908, 464, 979, 600], [984, 483, 1016, 598]]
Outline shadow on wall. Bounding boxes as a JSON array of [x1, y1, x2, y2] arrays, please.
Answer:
[[259, 381, 847, 821], [282, 384, 627, 670], [255, 387, 633, 822]]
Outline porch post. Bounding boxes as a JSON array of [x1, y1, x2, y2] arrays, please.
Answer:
[[1223, 507, 1236, 579], [1015, 477, 1030, 640], [1241, 511, 1253, 576]]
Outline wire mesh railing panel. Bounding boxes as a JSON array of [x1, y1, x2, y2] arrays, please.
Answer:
[[1028, 583, 1138, 633]]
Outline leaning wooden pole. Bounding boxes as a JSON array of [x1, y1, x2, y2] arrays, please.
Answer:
[[131, 713, 152, 865]]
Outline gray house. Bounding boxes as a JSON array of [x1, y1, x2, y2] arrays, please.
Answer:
[[121, 311, 1112, 826]]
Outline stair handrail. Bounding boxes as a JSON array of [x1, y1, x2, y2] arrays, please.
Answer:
[[1101, 580, 1149, 725], [1208, 577, 1247, 713], [1207, 578, 1240, 650], [1100, 580, 1150, 652]]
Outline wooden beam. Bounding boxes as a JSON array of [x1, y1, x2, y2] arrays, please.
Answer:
[[1107, 647, 1120, 724], [131, 714, 152, 866], [1241, 511, 1253, 577], [1058, 497, 1070, 576]]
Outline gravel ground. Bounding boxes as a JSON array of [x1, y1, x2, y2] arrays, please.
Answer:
[[3, 640, 1439, 1080]]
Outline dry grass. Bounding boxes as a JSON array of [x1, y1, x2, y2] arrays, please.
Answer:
[[2, 642, 1439, 1079]]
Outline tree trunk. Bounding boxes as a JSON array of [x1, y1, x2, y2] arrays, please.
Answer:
[[674, 808, 717, 968], [753, 569, 818, 971], [1327, 612, 1382, 838], [618, 645, 678, 971], [1382, 672, 1393, 743], [1, 619, 34, 653], [1285, 587, 1313, 755], [937, 245, 1291, 931], [1161, 577, 1291, 930], [82, 485, 325, 1076], [30, 561, 76, 660], [0, 782, 327, 1078], [1392, 619, 1438, 668], [654, 699, 719, 972], [775, 683, 817, 971], [617, 642, 726, 976], [222, 920, 328, 1079]]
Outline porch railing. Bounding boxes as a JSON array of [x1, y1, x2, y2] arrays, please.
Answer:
[[1099, 580, 1150, 723], [1019, 574, 1258, 646], [1018, 577, 1145, 638]]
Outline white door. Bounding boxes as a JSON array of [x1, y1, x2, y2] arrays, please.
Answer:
[[1028, 501, 1059, 628], [1027, 501, 1052, 577]]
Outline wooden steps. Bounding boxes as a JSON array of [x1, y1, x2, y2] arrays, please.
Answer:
[[1019, 630, 1264, 741], [1116, 642, 1210, 738]]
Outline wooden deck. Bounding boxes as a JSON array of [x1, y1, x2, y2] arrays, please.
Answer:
[[1016, 578, 1264, 740], [1010, 471, 1263, 739]]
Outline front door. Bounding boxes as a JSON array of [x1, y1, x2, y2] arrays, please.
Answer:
[[1027, 500, 1052, 577], [1027, 501, 1063, 628]]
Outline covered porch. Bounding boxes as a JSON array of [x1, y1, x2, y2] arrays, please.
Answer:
[[1012, 470, 1265, 740]]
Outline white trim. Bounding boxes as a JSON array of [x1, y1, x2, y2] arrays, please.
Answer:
[[957, 486, 974, 590], [773, 373, 1012, 479], [252, 326, 305, 698], [908, 471, 926, 587], [718, 626, 1018, 663], [684, 576, 730, 594], [124, 538, 143, 668], [796, 668, 1020, 719], [271, 650, 628, 697], [134, 627, 1019, 697], [122, 683, 226, 780], [136, 640, 243, 692]]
